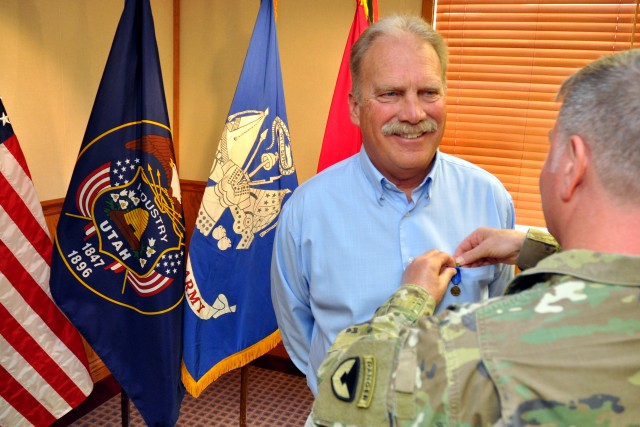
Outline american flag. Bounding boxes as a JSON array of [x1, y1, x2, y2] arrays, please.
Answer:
[[0, 99, 93, 427]]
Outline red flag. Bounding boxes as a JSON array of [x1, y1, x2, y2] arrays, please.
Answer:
[[317, 0, 377, 172], [0, 99, 93, 427]]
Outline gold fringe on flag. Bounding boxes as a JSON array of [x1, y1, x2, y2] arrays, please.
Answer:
[[181, 329, 283, 398]]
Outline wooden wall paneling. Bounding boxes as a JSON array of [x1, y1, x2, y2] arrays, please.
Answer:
[[41, 198, 64, 238], [422, 0, 435, 24], [180, 179, 205, 249]]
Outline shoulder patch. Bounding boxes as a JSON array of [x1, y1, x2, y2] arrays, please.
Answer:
[[330, 356, 377, 408], [314, 341, 394, 426], [331, 357, 359, 402]]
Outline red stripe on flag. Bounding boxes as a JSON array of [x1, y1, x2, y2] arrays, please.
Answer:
[[0, 136, 52, 262], [0, 172, 52, 262], [2, 134, 32, 179], [0, 304, 87, 408], [0, 364, 56, 427], [0, 240, 89, 371], [76, 163, 111, 216], [84, 222, 97, 240], [128, 271, 173, 296], [105, 261, 125, 273]]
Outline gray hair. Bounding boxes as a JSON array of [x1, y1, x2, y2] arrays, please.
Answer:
[[555, 49, 640, 203], [350, 15, 448, 102]]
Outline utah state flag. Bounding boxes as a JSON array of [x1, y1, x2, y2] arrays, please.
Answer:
[[50, 1, 185, 425]]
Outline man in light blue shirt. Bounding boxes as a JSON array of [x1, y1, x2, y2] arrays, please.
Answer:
[[270, 15, 514, 396]]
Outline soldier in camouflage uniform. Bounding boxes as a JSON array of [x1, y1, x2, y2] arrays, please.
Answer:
[[308, 49, 640, 426]]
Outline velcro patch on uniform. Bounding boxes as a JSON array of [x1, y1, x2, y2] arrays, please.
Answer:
[[331, 357, 360, 402], [331, 356, 377, 408], [314, 341, 393, 426], [356, 356, 376, 408]]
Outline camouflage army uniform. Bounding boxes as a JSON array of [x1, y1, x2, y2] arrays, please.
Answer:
[[311, 241, 640, 425]]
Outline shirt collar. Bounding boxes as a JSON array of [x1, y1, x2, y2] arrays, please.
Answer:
[[505, 249, 640, 294], [358, 145, 437, 203]]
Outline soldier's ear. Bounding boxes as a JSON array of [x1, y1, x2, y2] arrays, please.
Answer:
[[560, 135, 588, 202]]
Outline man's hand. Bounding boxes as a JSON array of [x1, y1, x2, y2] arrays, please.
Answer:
[[401, 250, 457, 305], [454, 227, 526, 267]]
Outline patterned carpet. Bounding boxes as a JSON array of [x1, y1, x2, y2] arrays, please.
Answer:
[[70, 366, 314, 426]]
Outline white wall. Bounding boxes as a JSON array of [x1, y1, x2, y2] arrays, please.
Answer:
[[0, 0, 421, 201], [0, 0, 174, 201]]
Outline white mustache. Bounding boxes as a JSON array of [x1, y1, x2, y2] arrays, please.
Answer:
[[381, 120, 438, 137]]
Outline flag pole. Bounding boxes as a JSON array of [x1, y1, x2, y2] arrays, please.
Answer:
[[121, 390, 130, 427], [240, 366, 249, 426]]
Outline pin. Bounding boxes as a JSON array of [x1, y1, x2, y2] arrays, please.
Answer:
[[450, 266, 461, 296]]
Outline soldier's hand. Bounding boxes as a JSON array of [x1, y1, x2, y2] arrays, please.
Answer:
[[401, 250, 457, 304], [454, 227, 526, 267]]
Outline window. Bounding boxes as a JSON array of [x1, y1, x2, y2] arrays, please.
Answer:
[[434, 0, 638, 227]]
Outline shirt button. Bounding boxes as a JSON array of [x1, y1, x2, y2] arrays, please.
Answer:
[[408, 257, 414, 263], [404, 212, 411, 217]]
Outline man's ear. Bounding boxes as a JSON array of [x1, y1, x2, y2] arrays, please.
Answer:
[[348, 92, 360, 127], [561, 135, 589, 201]]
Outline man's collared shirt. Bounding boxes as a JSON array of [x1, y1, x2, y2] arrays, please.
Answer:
[[271, 147, 515, 395]]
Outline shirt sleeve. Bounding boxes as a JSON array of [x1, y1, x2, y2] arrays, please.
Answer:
[[311, 284, 502, 427], [488, 191, 516, 297], [311, 285, 437, 426], [270, 199, 313, 377]]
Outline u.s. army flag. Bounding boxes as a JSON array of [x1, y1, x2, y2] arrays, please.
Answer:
[[182, 0, 298, 397]]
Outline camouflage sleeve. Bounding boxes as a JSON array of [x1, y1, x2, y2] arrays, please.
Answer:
[[515, 228, 560, 270], [312, 285, 436, 426], [311, 286, 502, 427]]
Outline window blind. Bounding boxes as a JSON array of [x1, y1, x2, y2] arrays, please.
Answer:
[[435, 0, 638, 227]]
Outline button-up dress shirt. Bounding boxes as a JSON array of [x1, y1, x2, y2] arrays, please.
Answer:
[[271, 147, 515, 395]]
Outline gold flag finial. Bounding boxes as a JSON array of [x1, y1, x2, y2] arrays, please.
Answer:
[[360, 0, 369, 23]]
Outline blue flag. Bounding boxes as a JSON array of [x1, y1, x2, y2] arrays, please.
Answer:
[[50, 1, 185, 425], [182, 0, 298, 397]]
